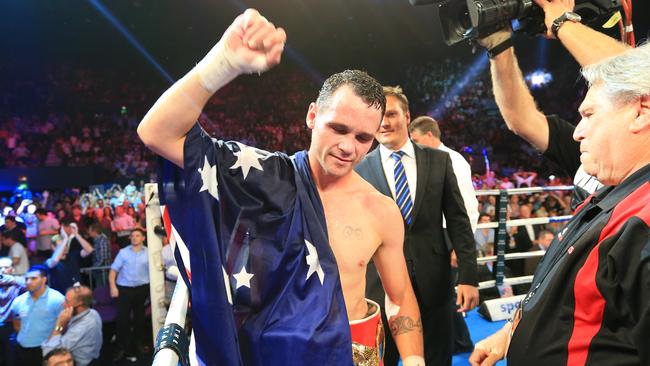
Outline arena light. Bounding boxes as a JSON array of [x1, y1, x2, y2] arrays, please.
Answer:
[[428, 53, 489, 118], [88, 0, 175, 84], [525, 70, 552, 89]]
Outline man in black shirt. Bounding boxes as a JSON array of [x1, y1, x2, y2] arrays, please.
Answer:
[[478, 0, 630, 206], [470, 1, 650, 365]]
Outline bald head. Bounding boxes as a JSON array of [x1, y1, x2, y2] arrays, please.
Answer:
[[0, 257, 13, 275]]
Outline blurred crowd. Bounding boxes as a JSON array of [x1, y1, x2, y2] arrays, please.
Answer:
[[1, 58, 584, 184], [0, 182, 170, 365]]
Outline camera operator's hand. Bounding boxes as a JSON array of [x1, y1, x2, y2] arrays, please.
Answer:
[[477, 26, 512, 51], [533, 0, 576, 39], [477, 26, 513, 59]]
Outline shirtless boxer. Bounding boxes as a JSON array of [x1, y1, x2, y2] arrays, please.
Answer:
[[138, 8, 424, 366]]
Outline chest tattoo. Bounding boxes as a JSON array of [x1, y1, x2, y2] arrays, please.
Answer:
[[342, 225, 363, 240]]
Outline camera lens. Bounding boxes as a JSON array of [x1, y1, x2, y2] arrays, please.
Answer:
[[467, 0, 525, 28]]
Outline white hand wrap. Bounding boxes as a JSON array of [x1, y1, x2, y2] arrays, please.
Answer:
[[195, 38, 270, 93], [402, 355, 426, 366]]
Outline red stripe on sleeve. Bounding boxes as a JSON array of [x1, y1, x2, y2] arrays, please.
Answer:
[[567, 182, 650, 365]]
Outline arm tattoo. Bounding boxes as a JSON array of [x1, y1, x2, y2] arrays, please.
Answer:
[[388, 316, 422, 337]]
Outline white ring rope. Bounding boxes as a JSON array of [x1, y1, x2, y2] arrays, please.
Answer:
[[467, 185, 575, 292], [475, 185, 575, 196], [478, 275, 534, 290], [152, 279, 190, 366], [476, 215, 573, 229], [477, 250, 546, 264]]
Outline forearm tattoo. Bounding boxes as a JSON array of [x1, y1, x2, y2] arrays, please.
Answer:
[[388, 316, 422, 337]]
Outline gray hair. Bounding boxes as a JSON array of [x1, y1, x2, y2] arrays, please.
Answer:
[[582, 42, 650, 103]]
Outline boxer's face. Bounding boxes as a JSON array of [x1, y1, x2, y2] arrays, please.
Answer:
[[307, 86, 380, 177], [574, 81, 646, 185], [376, 95, 410, 150]]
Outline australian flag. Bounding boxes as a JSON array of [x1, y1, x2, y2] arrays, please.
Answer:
[[158, 124, 353, 365]]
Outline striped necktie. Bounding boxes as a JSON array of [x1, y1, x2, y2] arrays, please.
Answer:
[[390, 151, 413, 225]]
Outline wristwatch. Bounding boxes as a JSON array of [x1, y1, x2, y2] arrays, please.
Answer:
[[55, 324, 64, 333], [552, 11, 582, 38]]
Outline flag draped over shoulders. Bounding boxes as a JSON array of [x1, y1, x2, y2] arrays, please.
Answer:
[[158, 123, 352, 365]]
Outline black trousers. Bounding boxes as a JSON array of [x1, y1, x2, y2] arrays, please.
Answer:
[[0, 323, 15, 366], [450, 267, 474, 354], [15, 344, 42, 366], [116, 284, 150, 351]]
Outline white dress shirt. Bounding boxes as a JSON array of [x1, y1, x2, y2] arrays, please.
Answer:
[[379, 140, 417, 203], [438, 143, 479, 233]]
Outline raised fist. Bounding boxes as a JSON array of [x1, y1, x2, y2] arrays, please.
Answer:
[[222, 9, 287, 74]]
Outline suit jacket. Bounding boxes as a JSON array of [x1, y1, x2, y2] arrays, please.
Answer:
[[355, 142, 478, 365]]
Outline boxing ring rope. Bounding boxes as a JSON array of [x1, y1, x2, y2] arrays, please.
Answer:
[[475, 185, 575, 196], [475, 252, 542, 291], [143, 183, 191, 366], [477, 250, 546, 264], [476, 215, 573, 229], [473, 185, 575, 289], [478, 275, 534, 290], [152, 279, 189, 366]]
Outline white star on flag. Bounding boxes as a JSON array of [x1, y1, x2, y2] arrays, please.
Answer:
[[304, 239, 324, 285], [198, 156, 219, 200], [229, 143, 267, 179], [222, 266, 233, 305], [233, 266, 254, 290]]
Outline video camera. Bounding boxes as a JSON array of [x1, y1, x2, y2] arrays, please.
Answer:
[[410, 0, 622, 45]]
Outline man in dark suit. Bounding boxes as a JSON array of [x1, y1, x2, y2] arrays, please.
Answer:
[[355, 86, 479, 365]]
